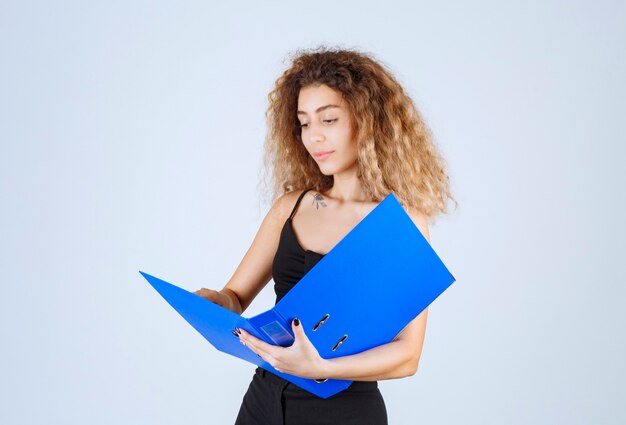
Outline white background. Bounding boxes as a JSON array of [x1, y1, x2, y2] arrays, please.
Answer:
[[1, 1, 624, 424]]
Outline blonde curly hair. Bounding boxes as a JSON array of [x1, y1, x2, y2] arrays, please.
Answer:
[[258, 45, 457, 223]]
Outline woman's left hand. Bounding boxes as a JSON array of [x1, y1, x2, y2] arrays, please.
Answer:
[[237, 318, 329, 380]]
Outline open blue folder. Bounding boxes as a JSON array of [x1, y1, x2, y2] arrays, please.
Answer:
[[140, 192, 455, 399]]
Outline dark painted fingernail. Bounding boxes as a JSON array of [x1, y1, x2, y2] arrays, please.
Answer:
[[235, 328, 241, 335], [232, 330, 238, 337], [294, 317, 300, 326]]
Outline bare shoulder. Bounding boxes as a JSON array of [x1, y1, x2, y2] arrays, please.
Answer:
[[269, 188, 311, 222], [404, 206, 431, 242]]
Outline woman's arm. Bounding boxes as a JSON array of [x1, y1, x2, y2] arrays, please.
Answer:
[[320, 307, 429, 381], [238, 305, 428, 381], [194, 191, 305, 314]]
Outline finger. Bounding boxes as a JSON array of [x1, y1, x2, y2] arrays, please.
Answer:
[[243, 338, 287, 374], [239, 329, 280, 360], [239, 329, 273, 353], [291, 317, 307, 342], [240, 335, 277, 366]]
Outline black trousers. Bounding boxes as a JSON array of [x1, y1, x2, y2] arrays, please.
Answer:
[[234, 367, 388, 425]]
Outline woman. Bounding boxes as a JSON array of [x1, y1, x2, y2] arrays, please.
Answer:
[[194, 46, 456, 425]]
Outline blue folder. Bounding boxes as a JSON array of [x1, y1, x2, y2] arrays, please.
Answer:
[[140, 192, 455, 399]]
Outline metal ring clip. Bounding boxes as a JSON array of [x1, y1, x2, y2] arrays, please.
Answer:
[[332, 334, 348, 352], [313, 314, 330, 331]]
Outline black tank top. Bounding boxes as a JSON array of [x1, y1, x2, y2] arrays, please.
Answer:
[[271, 188, 324, 304]]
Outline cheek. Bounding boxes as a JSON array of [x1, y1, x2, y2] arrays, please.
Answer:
[[334, 126, 356, 149], [343, 134, 358, 156], [302, 141, 315, 155], [335, 141, 358, 168]]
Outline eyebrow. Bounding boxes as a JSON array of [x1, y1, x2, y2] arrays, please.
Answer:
[[296, 104, 341, 116]]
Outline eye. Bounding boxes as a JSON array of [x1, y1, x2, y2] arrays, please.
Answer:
[[298, 118, 337, 129]]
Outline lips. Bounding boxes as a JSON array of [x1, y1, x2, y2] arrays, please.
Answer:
[[314, 151, 334, 160]]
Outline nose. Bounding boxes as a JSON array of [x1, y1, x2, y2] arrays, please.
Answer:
[[307, 123, 325, 143]]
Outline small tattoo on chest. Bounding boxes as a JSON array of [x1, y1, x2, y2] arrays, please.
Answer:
[[312, 193, 327, 209]]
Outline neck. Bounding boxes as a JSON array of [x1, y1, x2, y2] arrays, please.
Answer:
[[325, 166, 369, 203]]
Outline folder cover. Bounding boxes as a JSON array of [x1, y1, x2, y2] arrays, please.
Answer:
[[140, 192, 455, 398]]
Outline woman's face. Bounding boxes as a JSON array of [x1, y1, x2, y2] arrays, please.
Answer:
[[297, 84, 358, 176]]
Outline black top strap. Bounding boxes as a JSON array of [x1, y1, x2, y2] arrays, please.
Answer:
[[288, 188, 312, 220]]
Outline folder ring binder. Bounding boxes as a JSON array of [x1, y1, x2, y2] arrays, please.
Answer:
[[313, 314, 330, 331], [331, 335, 348, 351]]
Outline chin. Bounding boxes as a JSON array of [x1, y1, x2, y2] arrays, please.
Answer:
[[317, 165, 337, 176]]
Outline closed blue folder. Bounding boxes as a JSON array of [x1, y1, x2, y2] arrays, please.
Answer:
[[140, 192, 455, 399]]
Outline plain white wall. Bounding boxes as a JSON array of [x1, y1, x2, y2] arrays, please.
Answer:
[[1, 1, 624, 424]]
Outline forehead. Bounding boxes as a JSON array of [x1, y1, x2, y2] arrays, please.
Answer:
[[297, 84, 345, 113]]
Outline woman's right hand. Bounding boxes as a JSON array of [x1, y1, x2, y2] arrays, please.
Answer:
[[193, 287, 231, 309]]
